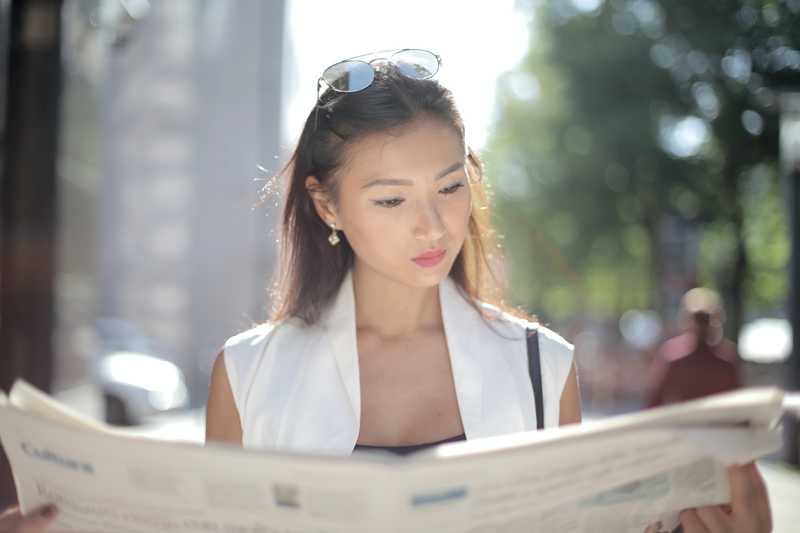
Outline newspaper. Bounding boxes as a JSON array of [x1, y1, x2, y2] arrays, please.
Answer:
[[0, 379, 785, 533]]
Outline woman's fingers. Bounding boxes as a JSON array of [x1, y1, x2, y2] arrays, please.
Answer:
[[696, 505, 733, 532], [747, 464, 772, 531], [680, 509, 712, 533], [643, 522, 662, 533], [19, 505, 57, 533], [0, 505, 57, 533], [728, 463, 771, 531], [728, 464, 757, 512], [0, 506, 23, 532]]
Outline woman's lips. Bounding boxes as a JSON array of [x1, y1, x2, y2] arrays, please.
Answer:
[[412, 248, 446, 268]]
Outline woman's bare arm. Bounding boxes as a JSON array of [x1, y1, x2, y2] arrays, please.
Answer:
[[559, 361, 582, 426], [205, 350, 243, 446]]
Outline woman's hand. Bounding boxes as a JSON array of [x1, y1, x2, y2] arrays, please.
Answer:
[[0, 505, 57, 533], [680, 462, 772, 533]]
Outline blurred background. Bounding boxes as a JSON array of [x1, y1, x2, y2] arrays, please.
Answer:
[[1, 0, 799, 525]]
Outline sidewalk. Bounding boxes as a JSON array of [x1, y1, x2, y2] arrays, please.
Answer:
[[758, 460, 800, 533]]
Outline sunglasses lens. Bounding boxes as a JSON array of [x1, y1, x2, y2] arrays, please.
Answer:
[[322, 60, 375, 92], [392, 49, 440, 79]]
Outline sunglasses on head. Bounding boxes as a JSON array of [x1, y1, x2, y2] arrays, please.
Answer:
[[314, 48, 442, 129]]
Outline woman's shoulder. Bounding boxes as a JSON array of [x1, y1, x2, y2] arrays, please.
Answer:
[[220, 318, 310, 402], [223, 321, 278, 350], [223, 316, 306, 350], [475, 300, 574, 360], [221, 317, 311, 375]]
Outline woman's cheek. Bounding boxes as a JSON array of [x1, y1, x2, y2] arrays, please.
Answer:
[[359, 209, 406, 244], [449, 195, 472, 230]]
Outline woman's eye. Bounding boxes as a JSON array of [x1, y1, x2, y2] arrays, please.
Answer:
[[440, 182, 465, 195], [373, 198, 404, 208], [372, 181, 464, 208]]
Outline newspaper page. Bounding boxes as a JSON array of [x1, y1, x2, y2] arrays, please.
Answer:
[[0, 381, 784, 533]]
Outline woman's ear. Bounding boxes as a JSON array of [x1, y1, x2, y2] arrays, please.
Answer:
[[305, 175, 338, 226]]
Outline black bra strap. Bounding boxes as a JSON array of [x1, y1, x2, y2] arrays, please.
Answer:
[[526, 328, 544, 430]]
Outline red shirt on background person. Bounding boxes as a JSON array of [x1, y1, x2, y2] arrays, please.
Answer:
[[647, 288, 741, 408]]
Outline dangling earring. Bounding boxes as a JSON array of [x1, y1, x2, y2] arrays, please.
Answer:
[[328, 222, 340, 246]]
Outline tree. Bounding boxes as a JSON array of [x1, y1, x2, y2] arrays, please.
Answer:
[[486, 0, 796, 338]]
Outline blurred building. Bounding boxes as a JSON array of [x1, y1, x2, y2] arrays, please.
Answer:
[[55, 0, 286, 407]]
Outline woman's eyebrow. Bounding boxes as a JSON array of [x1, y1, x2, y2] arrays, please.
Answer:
[[360, 160, 464, 189]]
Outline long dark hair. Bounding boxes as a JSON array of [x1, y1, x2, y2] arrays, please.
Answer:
[[265, 63, 535, 328]]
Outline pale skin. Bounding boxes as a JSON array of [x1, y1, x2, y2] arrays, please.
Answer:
[[205, 116, 771, 532]]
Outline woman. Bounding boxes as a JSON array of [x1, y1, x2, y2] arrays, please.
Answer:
[[207, 48, 581, 452], [205, 49, 772, 532]]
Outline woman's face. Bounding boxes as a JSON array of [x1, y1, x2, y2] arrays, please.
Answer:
[[310, 116, 472, 289]]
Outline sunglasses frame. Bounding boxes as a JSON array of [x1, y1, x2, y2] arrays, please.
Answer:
[[313, 48, 442, 130]]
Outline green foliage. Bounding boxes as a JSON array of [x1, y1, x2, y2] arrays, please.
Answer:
[[741, 164, 790, 310], [485, 0, 798, 329]]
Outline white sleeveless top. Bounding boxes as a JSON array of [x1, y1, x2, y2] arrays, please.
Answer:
[[223, 269, 574, 455]]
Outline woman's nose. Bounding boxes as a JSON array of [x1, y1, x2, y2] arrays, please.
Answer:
[[413, 202, 445, 242]]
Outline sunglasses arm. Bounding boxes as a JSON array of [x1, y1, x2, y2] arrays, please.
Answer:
[[314, 78, 324, 131]]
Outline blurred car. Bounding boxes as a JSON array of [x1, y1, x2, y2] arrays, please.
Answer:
[[92, 318, 188, 425]]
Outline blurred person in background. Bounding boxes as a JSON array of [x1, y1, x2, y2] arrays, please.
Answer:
[[647, 288, 741, 408]]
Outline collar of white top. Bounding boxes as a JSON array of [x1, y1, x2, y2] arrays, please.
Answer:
[[320, 269, 537, 446]]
